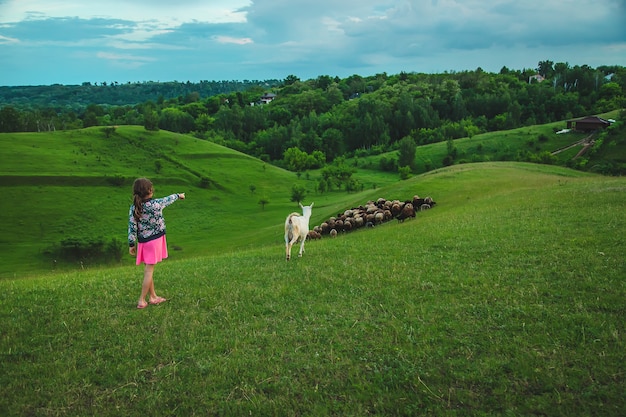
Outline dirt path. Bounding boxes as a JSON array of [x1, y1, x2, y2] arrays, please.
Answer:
[[551, 133, 595, 158]]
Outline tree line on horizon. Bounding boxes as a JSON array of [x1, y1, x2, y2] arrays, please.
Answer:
[[1, 61, 625, 173]]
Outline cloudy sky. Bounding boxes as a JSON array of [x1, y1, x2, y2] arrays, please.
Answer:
[[1, 0, 625, 86]]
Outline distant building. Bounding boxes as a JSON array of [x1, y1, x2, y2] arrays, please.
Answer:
[[259, 93, 276, 104], [566, 116, 611, 132]]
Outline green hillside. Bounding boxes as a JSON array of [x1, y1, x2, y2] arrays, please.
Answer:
[[1, 117, 625, 278], [0, 126, 402, 278], [1, 127, 279, 277], [350, 109, 624, 173], [1, 162, 624, 415]]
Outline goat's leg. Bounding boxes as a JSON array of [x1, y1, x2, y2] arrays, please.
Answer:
[[287, 235, 299, 260], [298, 236, 307, 257]]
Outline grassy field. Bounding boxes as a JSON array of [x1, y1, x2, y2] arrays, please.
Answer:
[[1, 161, 624, 416], [0, 126, 336, 277], [355, 109, 623, 174], [0, 114, 621, 278]]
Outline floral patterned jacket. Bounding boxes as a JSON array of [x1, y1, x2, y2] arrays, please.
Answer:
[[128, 194, 180, 247]]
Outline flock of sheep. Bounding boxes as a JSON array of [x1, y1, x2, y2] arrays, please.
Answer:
[[307, 195, 436, 240]]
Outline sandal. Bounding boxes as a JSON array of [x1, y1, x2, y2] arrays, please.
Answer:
[[149, 296, 167, 305], [137, 301, 148, 309]]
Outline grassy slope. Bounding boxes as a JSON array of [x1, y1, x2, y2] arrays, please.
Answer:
[[356, 110, 623, 173], [0, 163, 624, 416], [0, 127, 361, 277], [0, 112, 622, 278]]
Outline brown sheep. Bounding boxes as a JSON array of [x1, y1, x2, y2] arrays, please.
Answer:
[[354, 216, 364, 228], [307, 230, 321, 240], [391, 202, 402, 217], [396, 202, 415, 222]]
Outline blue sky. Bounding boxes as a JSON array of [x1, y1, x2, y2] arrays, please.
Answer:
[[1, 0, 625, 86]]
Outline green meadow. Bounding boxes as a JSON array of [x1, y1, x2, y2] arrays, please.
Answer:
[[0, 116, 618, 278], [0, 126, 316, 277], [0, 126, 625, 415]]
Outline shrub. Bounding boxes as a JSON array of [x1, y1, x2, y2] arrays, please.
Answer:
[[51, 237, 124, 265], [398, 165, 412, 180], [345, 178, 361, 193], [354, 148, 369, 158], [379, 156, 398, 172], [101, 126, 116, 138]]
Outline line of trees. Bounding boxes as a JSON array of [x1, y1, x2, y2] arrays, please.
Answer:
[[1, 62, 625, 171]]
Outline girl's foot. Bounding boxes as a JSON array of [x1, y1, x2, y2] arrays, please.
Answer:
[[149, 296, 167, 305], [137, 300, 148, 309]]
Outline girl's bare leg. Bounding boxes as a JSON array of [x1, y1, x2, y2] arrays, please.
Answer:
[[138, 264, 155, 306], [148, 267, 158, 300]]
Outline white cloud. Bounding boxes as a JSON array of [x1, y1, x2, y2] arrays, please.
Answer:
[[96, 51, 156, 69], [0, 34, 19, 44], [0, 0, 251, 24], [105, 24, 175, 44], [213, 35, 253, 45]]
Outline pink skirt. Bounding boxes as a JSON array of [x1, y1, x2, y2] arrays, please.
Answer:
[[136, 235, 168, 265]]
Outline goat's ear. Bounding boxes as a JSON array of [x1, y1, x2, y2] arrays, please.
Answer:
[[310, 202, 314, 207], [299, 202, 303, 208]]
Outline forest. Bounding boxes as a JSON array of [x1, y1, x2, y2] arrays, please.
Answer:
[[1, 61, 625, 175]]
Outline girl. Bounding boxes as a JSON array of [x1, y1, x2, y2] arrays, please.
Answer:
[[128, 178, 185, 309]]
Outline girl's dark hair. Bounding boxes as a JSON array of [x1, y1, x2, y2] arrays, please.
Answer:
[[132, 178, 153, 221]]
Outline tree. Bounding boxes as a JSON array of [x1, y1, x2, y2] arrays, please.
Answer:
[[315, 75, 333, 90], [321, 128, 344, 161], [0, 106, 21, 132], [214, 105, 243, 138], [537, 60, 554, 78], [284, 75, 300, 86], [320, 158, 356, 190], [316, 178, 329, 193], [258, 196, 269, 210], [397, 136, 417, 171], [600, 82, 622, 100], [195, 113, 213, 132], [284, 147, 309, 172], [306, 150, 326, 169], [290, 184, 307, 204], [445, 138, 458, 165], [144, 110, 160, 131], [159, 108, 195, 133], [82, 111, 98, 128]]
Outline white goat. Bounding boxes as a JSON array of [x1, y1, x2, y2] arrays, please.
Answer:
[[284, 202, 314, 260]]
